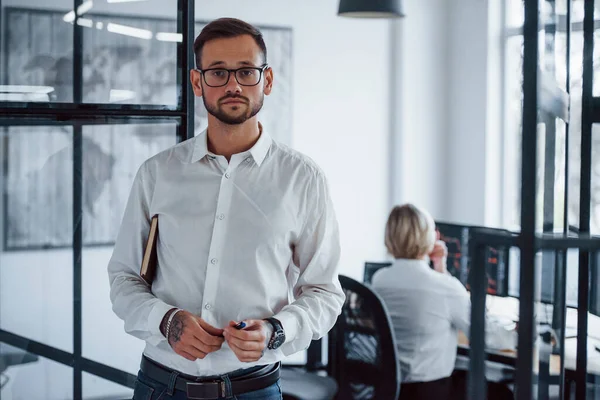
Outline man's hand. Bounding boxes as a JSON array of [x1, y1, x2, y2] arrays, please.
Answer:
[[223, 320, 272, 362], [160, 309, 224, 361], [429, 230, 448, 274]]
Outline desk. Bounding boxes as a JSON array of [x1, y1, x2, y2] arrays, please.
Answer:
[[456, 296, 600, 390]]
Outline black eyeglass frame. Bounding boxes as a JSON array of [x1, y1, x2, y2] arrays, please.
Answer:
[[196, 64, 269, 87]]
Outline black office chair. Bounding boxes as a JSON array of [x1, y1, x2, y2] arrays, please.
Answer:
[[328, 275, 401, 399], [281, 275, 401, 400], [280, 330, 338, 399], [280, 364, 338, 400]]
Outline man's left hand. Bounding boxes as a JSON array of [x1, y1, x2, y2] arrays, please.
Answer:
[[223, 320, 272, 362]]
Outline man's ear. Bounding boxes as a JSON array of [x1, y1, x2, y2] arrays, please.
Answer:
[[190, 69, 203, 97], [263, 67, 273, 96]]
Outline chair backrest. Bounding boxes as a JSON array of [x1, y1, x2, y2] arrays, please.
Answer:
[[328, 275, 401, 400]]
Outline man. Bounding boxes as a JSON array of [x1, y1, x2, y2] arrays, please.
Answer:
[[108, 18, 344, 400]]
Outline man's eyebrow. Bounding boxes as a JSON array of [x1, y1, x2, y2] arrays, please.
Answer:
[[205, 60, 259, 68], [206, 61, 225, 68]]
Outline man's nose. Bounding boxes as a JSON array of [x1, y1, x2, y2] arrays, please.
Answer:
[[224, 72, 242, 94]]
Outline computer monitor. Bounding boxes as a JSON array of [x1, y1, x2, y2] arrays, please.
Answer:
[[435, 222, 510, 297], [508, 246, 580, 308], [435, 222, 470, 284], [363, 262, 392, 284]]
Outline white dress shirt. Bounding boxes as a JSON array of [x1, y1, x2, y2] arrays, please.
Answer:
[[107, 127, 344, 376], [371, 259, 516, 383]]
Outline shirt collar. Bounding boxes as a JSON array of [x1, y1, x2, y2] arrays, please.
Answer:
[[190, 123, 272, 167], [393, 258, 430, 269]]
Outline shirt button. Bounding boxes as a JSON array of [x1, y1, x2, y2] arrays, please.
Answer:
[[225, 173, 231, 179], [217, 214, 225, 220], [205, 304, 212, 310], [211, 258, 218, 265], [246, 158, 252, 163]]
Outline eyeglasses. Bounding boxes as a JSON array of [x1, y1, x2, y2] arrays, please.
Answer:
[[197, 65, 269, 87]]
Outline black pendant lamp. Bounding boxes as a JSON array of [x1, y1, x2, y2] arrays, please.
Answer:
[[338, 0, 405, 18]]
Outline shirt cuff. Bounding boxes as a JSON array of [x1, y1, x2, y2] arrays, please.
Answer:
[[273, 309, 300, 345], [147, 300, 175, 346]]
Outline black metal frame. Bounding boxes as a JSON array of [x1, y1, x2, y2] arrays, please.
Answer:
[[471, 0, 599, 399], [0, 1, 194, 399], [576, 1, 594, 399], [515, 3, 539, 399], [0, 330, 137, 389]]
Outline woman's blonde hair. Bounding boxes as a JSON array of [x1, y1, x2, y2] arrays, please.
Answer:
[[385, 203, 436, 259]]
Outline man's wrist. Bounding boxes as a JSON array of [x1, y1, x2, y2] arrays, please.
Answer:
[[264, 317, 286, 350], [262, 320, 274, 349], [159, 308, 178, 337]]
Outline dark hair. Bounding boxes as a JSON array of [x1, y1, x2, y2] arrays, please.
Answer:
[[193, 18, 267, 69]]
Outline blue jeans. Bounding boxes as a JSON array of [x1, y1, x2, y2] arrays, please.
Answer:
[[132, 369, 283, 400]]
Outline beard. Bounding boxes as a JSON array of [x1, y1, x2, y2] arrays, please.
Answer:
[[203, 94, 264, 125]]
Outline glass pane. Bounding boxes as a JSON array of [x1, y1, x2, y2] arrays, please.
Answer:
[[569, 30, 584, 231], [506, 0, 524, 29], [536, 250, 566, 399], [592, 251, 600, 321], [83, 372, 133, 400], [1, 1, 179, 105], [537, 121, 547, 232], [540, 0, 567, 92], [503, 34, 524, 230], [566, 248, 580, 308], [590, 124, 600, 234], [592, 5, 600, 97], [0, 125, 73, 352], [1, 5, 73, 102], [586, 378, 600, 400], [536, 116, 568, 234], [553, 118, 567, 232], [505, 7, 581, 233], [193, 21, 293, 144], [0, 344, 73, 400], [81, 0, 178, 105], [81, 122, 177, 372]]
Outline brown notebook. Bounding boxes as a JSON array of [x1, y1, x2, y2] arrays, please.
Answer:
[[140, 215, 159, 285]]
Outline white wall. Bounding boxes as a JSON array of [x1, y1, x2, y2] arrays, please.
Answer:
[[390, 0, 449, 219], [446, 0, 490, 225], [391, 0, 503, 228], [446, 0, 504, 227], [1, 1, 391, 399]]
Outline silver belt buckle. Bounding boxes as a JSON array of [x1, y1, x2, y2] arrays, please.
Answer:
[[186, 379, 226, 399]]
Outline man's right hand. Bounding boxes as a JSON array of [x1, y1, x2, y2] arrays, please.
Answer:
[[160, 309, 224, 361]]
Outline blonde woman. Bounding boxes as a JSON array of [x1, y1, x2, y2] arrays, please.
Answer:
[[372, 204, 468, 399], [372, 204, 518, 400]]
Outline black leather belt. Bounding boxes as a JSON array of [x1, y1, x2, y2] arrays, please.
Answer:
[[140, 356, 280, 399]]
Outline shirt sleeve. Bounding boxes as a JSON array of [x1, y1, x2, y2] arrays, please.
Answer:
[[273, 172, 345, 356], [447, 279, 517, 350], [107, 161, 173, 346], [447, 278, 472, 336]]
